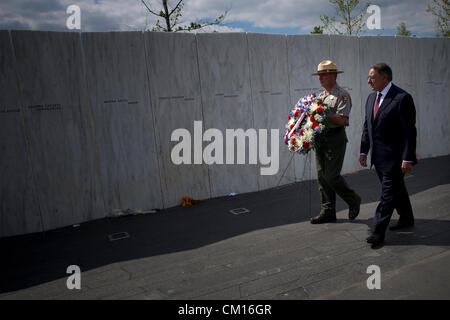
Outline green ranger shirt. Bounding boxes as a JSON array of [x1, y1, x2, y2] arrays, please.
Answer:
[[317, 84, 352, 128]]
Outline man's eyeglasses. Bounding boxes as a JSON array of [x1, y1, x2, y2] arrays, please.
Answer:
[[367, 75, 377, 80]]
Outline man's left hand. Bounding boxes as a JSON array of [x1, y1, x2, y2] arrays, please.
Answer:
[[327, 114, 348, 126], [401, 161, 413, 174]]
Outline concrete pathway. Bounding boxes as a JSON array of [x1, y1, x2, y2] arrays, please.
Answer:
[[1, 156, 449, 300]]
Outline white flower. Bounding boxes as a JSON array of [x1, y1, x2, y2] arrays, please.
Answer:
[[285, 94, 331, 154], [314, 114, 323, 122], [304, 120, 312, 130], [304, 129, 314, 141]]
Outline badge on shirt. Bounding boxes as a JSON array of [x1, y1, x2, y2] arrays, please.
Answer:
[[342, 95, 348, 101]]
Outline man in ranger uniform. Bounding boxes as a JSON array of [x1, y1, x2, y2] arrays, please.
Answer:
[[310, 60, 361, 224]]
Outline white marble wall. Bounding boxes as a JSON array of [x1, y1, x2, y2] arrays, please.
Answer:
[[197, 33, 259, 198], [8, 31, 104, 235], [82, 32, 163, 214], [1, 31, 449, 237], [247, 33, 292, 190], [0, 31, 42, 237], [416, 38, 450, 158], [145, 32, 211, 208]]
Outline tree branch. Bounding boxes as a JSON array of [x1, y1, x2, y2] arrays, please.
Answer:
[[141, 0, 161, 17], [169, 0, 184, 17], [173, 8, 229, 32]]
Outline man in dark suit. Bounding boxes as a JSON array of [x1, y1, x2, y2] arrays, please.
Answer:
[[360, 63, 417, 248]]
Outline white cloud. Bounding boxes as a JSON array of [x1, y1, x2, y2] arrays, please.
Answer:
[[0, 0, 438, 34], [374, 1, 435, 33], [188, 24, 245, 33], [183, 0, 333, 30]]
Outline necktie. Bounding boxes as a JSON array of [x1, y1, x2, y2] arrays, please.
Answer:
[[373, 92, 382, 119]]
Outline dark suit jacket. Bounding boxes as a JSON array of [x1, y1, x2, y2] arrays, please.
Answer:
[[360, 84, 417, 172]]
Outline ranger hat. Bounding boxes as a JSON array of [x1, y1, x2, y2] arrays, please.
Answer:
[[312, 60, 344, 76]]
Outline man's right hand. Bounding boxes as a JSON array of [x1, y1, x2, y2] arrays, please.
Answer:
[[359, 154, 367, 167]]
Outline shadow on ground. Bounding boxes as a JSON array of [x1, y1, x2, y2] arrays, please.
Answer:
[[1, 155, 449, 294]]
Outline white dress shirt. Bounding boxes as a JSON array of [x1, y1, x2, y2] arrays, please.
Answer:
[[377, 81, 392, 107]]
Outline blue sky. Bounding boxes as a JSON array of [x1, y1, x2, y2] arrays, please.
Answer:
[[0, 0, 441, 37], [224, 21, 436, 37]]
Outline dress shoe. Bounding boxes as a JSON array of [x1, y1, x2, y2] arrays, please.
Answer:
[[310, 214, 337, 224], [389, 220, 414, 231], [366, 233, 385, 247], [348, 195, 361, 220]]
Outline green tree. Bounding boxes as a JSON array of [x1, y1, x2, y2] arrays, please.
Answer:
[[396, 22, 412, 36], [426, 0, 450, 37], [320, 0, 370, 35], [141, 0, 228, 32], [311, 26, 324, 34]]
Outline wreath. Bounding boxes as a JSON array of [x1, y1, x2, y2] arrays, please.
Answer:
[[283, 94, 330, 155]]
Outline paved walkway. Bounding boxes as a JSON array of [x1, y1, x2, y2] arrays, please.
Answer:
[[1, 156, 449, 300]]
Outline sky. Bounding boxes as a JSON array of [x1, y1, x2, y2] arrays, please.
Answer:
[[0, 0, 440, 37]]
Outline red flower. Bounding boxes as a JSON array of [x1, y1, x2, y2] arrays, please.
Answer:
[[316, 107, 324, 114], [303, 141, 310, 148], [310, 116, 315, 122], [291, 146, 295, 151], [288, 116, 291, 120], [312, 122, 319, 129], [292, 138, 296, 144], [317, 100, 323, 106], [290, 124, 294, 129], [300, 130, 304, 136], [294, 110, 299, 117], [285, 139, 288, 145]]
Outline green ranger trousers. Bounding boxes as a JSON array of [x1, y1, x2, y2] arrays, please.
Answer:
[[315, 127, 359, 217]]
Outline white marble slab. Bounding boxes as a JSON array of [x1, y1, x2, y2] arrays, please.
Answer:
[[247, 33, 293, 189], [416, 38, 450, 158], [0, 31, 43, 237], [197, 33, 259, 198], [145, 32, 211, 207], [82, 31, 163, 213], [11, 30, 105, 232]]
